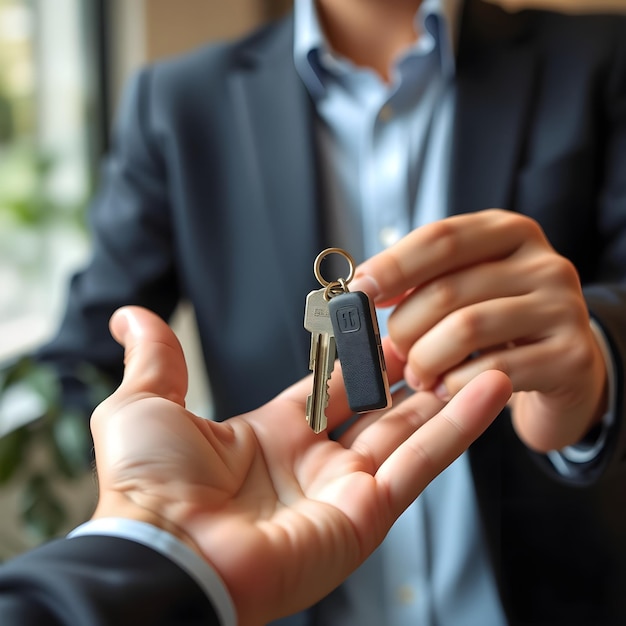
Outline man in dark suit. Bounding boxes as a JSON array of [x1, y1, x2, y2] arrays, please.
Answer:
[[36, 0, 626, 623], [0, 306, 511, 625]]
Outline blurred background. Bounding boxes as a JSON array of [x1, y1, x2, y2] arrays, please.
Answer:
[[0, 0, 290, 560], [0, 0, 624, 559], [0, 0, 291, 375]]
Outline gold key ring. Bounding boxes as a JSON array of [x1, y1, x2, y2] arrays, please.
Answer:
[[313, 247, 356, 287]]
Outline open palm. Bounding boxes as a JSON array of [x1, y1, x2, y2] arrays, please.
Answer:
[[90, 306, 511, 626]]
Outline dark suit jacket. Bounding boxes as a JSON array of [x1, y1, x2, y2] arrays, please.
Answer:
[[0, 536, 220, 624], [37, 0, 626, 623]]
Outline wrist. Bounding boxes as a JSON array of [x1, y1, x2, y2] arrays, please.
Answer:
[[92, 494, 202, 557]]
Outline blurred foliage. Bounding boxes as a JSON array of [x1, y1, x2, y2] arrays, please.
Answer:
[[0, 0, 102, 549], [0, 356, 112, 541], [0, 91, 93, 549], [0, 88, 14, 142], [0, 141, 88, 232]]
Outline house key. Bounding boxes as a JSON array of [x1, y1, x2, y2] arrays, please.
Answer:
[[303, 287, 337, 433]]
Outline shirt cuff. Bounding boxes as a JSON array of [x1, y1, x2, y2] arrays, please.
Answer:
[[547, 318, 616, 474], [68, 518, 236, 626]]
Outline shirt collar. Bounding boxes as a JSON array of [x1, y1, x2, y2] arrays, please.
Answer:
[[294, 0, 463, 99]]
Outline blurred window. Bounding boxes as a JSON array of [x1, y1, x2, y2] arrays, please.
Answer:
[[0, 0, 106, 362]]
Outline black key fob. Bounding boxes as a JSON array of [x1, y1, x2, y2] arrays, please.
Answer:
[[329, 290, 391, 413]]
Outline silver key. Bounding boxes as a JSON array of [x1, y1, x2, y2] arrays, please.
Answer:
[[304, 288, 337, 433]]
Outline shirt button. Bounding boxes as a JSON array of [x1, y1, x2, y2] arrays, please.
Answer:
[[396, 584, 416, 605], [379, 226, 402, 248]]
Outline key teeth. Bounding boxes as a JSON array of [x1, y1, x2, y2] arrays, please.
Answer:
[[305, 390, 329, 433], [304, 311, 334, 433]]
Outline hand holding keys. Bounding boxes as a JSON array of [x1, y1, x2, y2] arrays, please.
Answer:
[[304, 248, 391, 433]]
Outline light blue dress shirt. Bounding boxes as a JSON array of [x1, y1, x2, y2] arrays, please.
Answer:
[[293, 1, 507, 624]]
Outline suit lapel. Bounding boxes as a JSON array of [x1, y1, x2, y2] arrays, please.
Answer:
[[228, 16, 320, 368], [449, 0, 537, 215]]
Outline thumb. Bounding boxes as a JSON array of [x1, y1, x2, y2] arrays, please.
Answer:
[[107, 306, 188, 408]]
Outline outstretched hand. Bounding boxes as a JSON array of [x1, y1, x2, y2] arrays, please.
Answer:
[[90, 306, 511, 626]]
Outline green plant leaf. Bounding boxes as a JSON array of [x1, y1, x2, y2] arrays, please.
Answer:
[[21, 473, 66, 540], [19, 365, 60, 408], [1, 356, 35, 391], [51, 409, 91, 479], [0, 426, 29, 484]]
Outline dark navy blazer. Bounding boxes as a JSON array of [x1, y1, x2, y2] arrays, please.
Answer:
[[0, 536, 220, 624]]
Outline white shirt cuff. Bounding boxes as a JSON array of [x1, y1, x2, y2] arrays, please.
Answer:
[[547, 318, 616, 474], [68, 518, 236, 626]]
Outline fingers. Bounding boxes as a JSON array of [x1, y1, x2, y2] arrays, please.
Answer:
[[338, 383, 446, 466], [107, 306, 188, 407], [376, 369, 512, 518], [350, 210, 547, 304], [400, 295, 539, 391], [385, 258, 534, 356]]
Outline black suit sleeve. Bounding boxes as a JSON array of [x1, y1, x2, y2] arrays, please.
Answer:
[[0, 536, 221, 625]]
